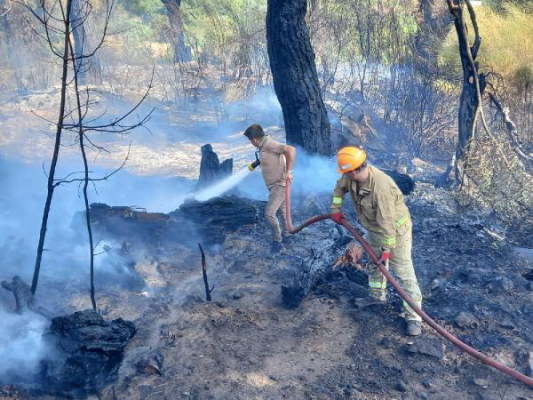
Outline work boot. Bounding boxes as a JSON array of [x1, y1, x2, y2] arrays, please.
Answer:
[[270, 241, 285, 253], [354, 296, 386, 309], [406, 320, 422, 336]]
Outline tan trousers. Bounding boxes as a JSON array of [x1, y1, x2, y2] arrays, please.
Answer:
[[265, 184, 287, 242], [367, 219, 423, 322]]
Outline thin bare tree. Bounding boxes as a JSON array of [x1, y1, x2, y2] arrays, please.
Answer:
[[16, 0, 153, 311]]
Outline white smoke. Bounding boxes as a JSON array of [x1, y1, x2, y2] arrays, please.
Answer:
[[0, 310, 50, 382], [235, 147, 339, 201]]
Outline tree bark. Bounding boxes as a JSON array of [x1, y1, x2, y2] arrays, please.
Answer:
[[266, 0, 331, 156], [162, 0, 191, 63]]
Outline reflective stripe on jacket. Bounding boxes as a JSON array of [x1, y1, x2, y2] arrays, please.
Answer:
[[330, 166, 410, 249]]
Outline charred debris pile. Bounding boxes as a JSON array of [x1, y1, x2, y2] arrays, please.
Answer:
[[0, 280, 136, 398], [42, 311, 136, 398]]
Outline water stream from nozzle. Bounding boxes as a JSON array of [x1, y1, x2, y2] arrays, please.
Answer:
[[192, 167, 252, 202]]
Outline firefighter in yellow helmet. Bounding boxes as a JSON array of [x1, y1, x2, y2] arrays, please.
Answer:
[[331, 146, 423, 336]]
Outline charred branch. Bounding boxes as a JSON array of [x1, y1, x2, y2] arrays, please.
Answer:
[[1, 276, 55, 319], [67, 24, 96, 311], [198, 243, 214, 301]]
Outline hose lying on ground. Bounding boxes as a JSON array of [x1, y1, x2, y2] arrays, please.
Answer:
[[284, 179, 533, 387]]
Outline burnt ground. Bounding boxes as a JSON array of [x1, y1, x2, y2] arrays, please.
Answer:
[[1, 85, 532, 399], [3, 182, 532, 400]]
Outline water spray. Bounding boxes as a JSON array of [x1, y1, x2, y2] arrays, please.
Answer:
[[192, 167, 252, 202], [192, 153, 260, 202]]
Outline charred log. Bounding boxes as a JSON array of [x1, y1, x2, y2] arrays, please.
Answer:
[[42, 310, 135, 398], [197, 144, 233, 189], [282, 236, 352, 308], [1, 276, 55, 319], [177, 196, 262, 245], [87, 196, 264, 247]]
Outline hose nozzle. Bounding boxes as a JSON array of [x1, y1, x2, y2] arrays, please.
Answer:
[[247, 152, 260, 171]]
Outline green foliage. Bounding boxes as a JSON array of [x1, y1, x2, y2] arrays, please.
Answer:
[[310, 0, 418, 66], [123, 0, 164, 19], [182, 0, 268, 70]]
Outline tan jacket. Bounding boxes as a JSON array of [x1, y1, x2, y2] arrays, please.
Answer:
[[258, 135, 286, 189], [330, 166, 410, 249]]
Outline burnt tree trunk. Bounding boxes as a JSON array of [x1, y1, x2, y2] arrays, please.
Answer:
[[442, 0, 486, 186], [266, 0, 331, 156], [162, 0, 191, 63]]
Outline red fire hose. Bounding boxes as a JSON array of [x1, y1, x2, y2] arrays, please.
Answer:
[[284, 179, 533, 387]]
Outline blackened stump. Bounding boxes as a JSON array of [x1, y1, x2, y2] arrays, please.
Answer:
[[197, 144, 233, 189], [42, 310, 136, 398]]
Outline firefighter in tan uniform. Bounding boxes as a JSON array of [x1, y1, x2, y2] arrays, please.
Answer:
[[330, 146, 423, 336], [244, 124, 296, 252]]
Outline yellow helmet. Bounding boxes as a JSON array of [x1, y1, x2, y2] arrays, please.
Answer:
[[337, 146, 367, 173]]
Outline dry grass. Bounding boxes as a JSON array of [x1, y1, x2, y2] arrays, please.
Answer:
[[440, 4, 533, 84]]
